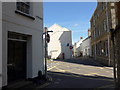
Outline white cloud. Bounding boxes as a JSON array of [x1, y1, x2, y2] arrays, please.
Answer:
[[73, 24, 79, 27]]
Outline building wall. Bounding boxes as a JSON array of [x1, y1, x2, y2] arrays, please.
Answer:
[[90, 2, 115, 66], [115, 2, 120, 25], [48, 24, 72, 59], [2, 2, 44, 86], [114, 2, 120, 88], [73, 43, 77, 57], [82, 37, 92, 57], [73, 39, 83, 57], [115, 29, 120, 87]]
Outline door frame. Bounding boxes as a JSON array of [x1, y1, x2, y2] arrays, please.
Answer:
[[7, 38, 27, 83]]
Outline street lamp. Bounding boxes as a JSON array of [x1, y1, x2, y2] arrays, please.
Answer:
[[43, 27, 53, 79]]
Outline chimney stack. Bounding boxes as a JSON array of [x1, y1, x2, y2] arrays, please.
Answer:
[[88, 29, 91, 36], [80, 37, 83, 40]]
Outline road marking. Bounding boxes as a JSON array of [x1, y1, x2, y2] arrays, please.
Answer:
[[47, 63, 60, 71], [100, 67, 104, 69], [84, 73, 98, 76], [57, 69, 66, 72], [47, 65, 57, 71], [55, 68, 69, 72]]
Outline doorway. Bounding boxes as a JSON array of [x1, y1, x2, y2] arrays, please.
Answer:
[[7, 40, 27, 83]]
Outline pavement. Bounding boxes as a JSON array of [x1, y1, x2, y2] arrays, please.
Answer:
[[37, 57, 115, 89]]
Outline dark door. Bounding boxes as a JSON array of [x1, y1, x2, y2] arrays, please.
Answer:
[[8, 40, 27, 83]]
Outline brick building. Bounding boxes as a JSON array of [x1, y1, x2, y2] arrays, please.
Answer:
[[90, 2, 116, 66]]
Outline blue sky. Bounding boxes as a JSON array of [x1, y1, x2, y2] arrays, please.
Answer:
[[44, 2, 97, 44]]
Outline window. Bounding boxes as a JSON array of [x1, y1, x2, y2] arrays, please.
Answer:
[[105, 40, 108, 56], [99, 42, 101, 55], [17, 2, 30, 15], [103, 19, 107, 31], [98, 25, 100, 36], [8, 32, 27, 41]]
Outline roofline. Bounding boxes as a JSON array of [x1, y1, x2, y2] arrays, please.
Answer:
[[48, 24, 72, 31], [82, 36, 91, 42], [90, 2, 99, 22]]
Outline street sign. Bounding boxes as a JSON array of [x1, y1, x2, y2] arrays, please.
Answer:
[[46, 33, 50, 43], [69, 46, 73, 50]]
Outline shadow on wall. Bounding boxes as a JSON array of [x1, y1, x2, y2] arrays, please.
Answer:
[[75, 45, 83, 57], [58, 31, 72, 59], [57, 53, 64, 59]]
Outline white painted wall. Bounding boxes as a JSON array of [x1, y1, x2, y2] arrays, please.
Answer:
[[48, 24, 72, 59], [73, 39, 83, 57], [81, 37, 92, 57], [0, 1, 2, 89], [2, 2, 44, 87]]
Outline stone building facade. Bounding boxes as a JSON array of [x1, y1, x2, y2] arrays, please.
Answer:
[[90, 2, 116, 66]]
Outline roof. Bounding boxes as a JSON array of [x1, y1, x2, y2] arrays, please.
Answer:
[[49, 24, 71, 32], [82, 36, 91, 42]]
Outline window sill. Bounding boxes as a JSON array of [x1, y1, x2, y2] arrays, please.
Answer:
[[15, 10, 35, 20]]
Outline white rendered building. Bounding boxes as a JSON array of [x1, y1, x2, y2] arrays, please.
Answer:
[[81, 36, 92, 57], [48, 24, 72, 59], [1, 2, 44, 88], [73, 39, 83, 57]]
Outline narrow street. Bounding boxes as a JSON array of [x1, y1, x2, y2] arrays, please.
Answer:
[[1, 2, 120, 89], [41, 58, 114, 89]]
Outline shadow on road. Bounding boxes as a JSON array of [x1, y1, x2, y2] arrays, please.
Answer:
[[46, 71, 114, 88], [53, 58, 112, 68], [48, 71, 113, 80]]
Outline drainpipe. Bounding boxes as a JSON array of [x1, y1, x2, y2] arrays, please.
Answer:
[[95, 43, 96, 60], [108, 35, 111, 66], [106, 2, 117, 88], [105, 2, 111, 66]]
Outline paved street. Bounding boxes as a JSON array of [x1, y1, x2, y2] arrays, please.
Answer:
[[41, 58, 115, 89]]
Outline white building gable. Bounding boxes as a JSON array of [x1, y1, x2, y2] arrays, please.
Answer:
[[48, 24, 72, 59]]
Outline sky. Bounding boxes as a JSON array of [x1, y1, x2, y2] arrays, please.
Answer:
[[43, 2, 97, 44]]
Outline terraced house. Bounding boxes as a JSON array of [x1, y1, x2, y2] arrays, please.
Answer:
[[90, 2, 116, 66], [0, 1, 44, 88]]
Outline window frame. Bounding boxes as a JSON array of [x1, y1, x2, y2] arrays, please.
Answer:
[[15, 1, 35, 20]]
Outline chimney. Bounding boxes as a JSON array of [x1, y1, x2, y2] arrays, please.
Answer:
[[80, 37, 83, 40], [88, 29, 91, 36]]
